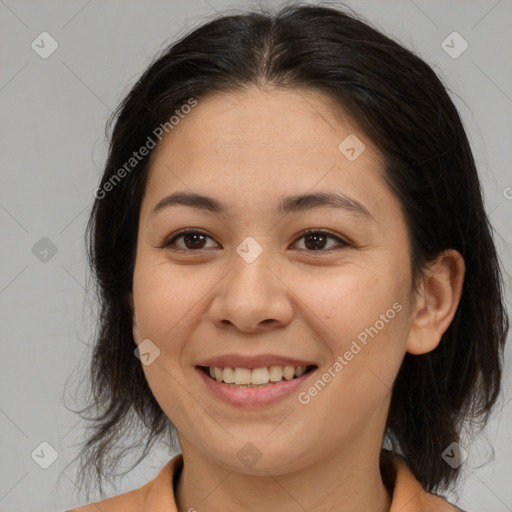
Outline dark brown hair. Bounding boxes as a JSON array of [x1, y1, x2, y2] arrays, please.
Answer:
[[62, 1, 509, 500]]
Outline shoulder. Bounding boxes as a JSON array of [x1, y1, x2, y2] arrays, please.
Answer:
[[65, 454, 183, 512], [65, 482, 150, 512], [381, 450, 467, 512]]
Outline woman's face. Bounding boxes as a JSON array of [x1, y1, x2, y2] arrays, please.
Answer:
[[131, 87, 416, 474]]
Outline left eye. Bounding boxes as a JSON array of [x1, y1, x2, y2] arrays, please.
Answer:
[[292, 229, 348, 251], [163, 229, 347, 252]]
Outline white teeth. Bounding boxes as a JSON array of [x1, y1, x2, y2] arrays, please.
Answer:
[[251, 367, 270, 385], [283, 366, 295, 380], [294, 366, 307, 377], [269, 366, 283, 382], [206, 364, 312, 385], [234, 367, 251, 385], [223, 367, 235, 384]]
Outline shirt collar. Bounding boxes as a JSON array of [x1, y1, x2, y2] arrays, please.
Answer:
[[142, 449, 462, 511]]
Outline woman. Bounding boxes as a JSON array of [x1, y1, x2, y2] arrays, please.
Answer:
[[65, 3, 509, 511]]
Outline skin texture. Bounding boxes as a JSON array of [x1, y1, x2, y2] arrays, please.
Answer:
[[129, 86, 465, 512]]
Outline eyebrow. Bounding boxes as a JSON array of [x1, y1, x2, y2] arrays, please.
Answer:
[[151, 191, 373, 220]]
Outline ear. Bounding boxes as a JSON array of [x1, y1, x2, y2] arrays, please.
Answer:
[[406, 249, 465, 355], [128, 292, 139, 344]]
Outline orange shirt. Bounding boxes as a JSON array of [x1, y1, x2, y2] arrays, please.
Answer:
[[67, 450, 465, 511]]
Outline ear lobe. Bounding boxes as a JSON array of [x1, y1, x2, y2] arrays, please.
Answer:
[[406, 249, 465, 355]]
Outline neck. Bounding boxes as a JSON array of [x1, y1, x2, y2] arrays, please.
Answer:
[[175, 439, 392, 512]]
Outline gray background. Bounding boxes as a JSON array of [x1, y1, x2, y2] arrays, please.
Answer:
[[1, 0, 511, 510]]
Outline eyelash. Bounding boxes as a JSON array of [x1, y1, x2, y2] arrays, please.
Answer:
[[160, 228, 349, 253]]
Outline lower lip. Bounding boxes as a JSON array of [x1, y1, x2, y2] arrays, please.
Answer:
[[196, 367, 316, 408]]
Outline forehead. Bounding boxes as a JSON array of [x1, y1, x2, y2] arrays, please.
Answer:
[[142, 87, 396, 222], [151, 86, 378, 163]]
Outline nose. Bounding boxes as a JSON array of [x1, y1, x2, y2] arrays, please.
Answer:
[[208, 250, 294, 334]]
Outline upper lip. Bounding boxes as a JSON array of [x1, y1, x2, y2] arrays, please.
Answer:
[[197, 354, 318, 370]]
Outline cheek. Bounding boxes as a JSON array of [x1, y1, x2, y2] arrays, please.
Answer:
[[297, 262, 409, 389], [132, 260, 202, 420], [298, 263, 404, 335], [132, 257, 204, 341]]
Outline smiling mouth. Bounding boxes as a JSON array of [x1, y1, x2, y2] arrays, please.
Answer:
[[197, 364, 318, 387]]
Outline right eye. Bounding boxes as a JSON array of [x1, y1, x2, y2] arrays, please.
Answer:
[[161, 229, 220, 252]]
